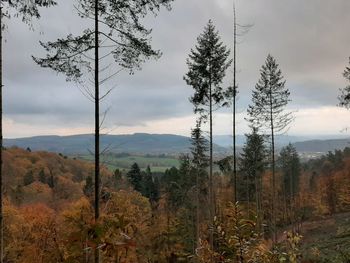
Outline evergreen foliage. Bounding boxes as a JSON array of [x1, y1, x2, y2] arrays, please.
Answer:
[[247, 54, 292, 242], [278, 143, 301, 200], [33, 0, 174, 81], [184, 20, 231, 251], [247, 55, 292, 133], [127, 163, 143, 193], [184, 20, 232, 119], [339, 58, 350, 108], [142, 165, 160, 205], [1, 0, 57, 26], [238, 128, 266, 213]]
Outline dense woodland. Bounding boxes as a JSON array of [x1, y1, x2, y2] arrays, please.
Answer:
[[1, 0, 350, 263], [2, 144, 350, 262]]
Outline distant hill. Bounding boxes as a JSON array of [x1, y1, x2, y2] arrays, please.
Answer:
[[214, 134, 350, 148], [5, 133, 350, 156], [4, 133, 228, 155], [293, 138, 350, 153]]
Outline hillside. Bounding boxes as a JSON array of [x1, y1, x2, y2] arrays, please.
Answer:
[[2, 147, 112, 207], [293, 138, 350, 153], [4, 133, 228, 155], [5, 133, 350, 157]]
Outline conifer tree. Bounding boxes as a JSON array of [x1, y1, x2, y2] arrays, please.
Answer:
[[278, 143, 301, 225], [33, 2, 174, 261], [247, 55, 293, 243], [238, 127, 266, 224], [184, 20, 231, 252], [279, 144, 301, 202], [190, 119, 208, 248], [127, 163, 143, 193], [339, 58, 350, 108], [142, 165, 160, 205]]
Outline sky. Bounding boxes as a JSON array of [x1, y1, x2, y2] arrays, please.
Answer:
[[3, 0, 350, 138]]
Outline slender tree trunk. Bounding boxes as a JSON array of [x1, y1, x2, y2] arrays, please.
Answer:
[[255, 172, 260, 231], [167, 206, 170, 254], [0, 6, 3, 263], [290, 170, 294, 229], [259, 173, 263, 233], [283, 179, 287, 224], [232, 0, 237, 205], [94, 0, 100, 262], [269, 91, 277, 244], [246, 174, 250, 218], [196, 170, 200, 250], [209, 73, 214, 259]]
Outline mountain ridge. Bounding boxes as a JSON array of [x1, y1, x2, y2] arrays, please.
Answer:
[[4, 133, 350, 155]]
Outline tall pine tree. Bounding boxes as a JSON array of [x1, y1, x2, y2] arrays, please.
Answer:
[[247, 54, 293, 243], [184, 20, 231, 253], [33, 2, 174, 261]]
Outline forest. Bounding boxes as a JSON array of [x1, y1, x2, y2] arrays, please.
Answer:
[[1, 0, 350, 263]]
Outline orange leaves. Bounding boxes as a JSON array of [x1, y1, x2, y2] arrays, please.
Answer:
[[4, 202, 63, 263]]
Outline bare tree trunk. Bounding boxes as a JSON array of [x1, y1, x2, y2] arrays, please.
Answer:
[[269, 91, 277, 244], [232, 0, 237, 205], [94, 0, 100, 262], [282, 177, 287, 224], [246, 174, 250, 217], [0, 6, 3, 263], [290, 170, 294, 230], [255, 173, 260, 230], [209, 72, 214, 260], [196, 170, 200, 250]]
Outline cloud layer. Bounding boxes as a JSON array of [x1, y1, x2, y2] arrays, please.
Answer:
[[3, 0, 350, 138]]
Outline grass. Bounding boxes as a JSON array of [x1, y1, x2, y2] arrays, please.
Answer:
[[74, 154, 180, 173]]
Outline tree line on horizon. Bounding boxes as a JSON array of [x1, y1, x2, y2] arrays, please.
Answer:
[[1, 0, 350, 262]]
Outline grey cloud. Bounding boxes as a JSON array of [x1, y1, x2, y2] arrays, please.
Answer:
[[3, 0, 350, 137]]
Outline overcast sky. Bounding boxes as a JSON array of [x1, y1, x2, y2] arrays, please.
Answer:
[[3, 0, 350, 138]]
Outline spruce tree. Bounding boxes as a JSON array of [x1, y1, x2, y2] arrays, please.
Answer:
[[142, 165, 160, 205], [184, 20, 231, 252], [247, 54, 293, 243], [238, 127, 266, 223], [278, 143, 301, 225], [279, 144, 301, 201], [190, 120, 208, 248], [339, 58, 350, 108], [127, 163, 143, 193], [33, 2, 174, 261]]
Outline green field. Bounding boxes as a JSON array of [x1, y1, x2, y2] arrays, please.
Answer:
[[75, 154, 180, 173]]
